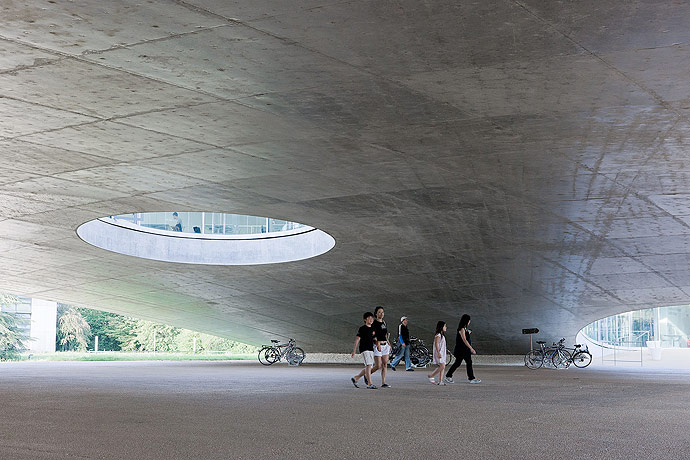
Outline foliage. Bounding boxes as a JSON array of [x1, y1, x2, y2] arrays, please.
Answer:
[[57, 306, 91, 351], [134, 321, 179, 351], [54, 304, 257, 354], [175, 330, 258, 353], [0, 294, 28, 361], [76, 308, 138, 351]]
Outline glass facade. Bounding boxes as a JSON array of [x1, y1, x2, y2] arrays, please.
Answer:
[[111, 212, 305, 236], [582, 306, 690, 348]]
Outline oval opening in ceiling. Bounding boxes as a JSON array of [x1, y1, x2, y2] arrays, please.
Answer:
[[76, 212, 335, 265]]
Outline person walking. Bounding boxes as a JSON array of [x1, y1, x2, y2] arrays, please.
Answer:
[[444, 314, 481, 384], [427, 321, 448, 385], [351, 312, 377, 389], [369, 306, 391, 388], [390, 316, 414, 371]]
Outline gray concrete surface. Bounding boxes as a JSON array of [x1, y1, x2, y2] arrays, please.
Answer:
[[6, 1, 690, 353], [2, 361, 689, 459]]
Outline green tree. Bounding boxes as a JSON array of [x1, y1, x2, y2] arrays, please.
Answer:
[[57, 307, 91, 351], [135, 320, 179, 351], [0, 293, 28, 360], [76, 308, 138, 351]]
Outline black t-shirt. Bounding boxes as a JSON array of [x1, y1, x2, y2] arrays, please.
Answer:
[[357, 325, 376, 352], [399, 324, 410, 345], [373, 320, 388, 341]]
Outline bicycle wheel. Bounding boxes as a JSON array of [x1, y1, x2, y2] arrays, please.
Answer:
[[264, 347, 280, 365], [258, 347, 272, 366], [524, 351, 544, 369], [572, 351, 592, 368], [286, 347, 306, 365], [551, 349, 572, 369], [413, 345, 431, 367]]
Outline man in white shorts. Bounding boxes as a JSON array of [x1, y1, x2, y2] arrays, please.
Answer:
[[370, 306, 391, 388], [351, 311, 377, 389]]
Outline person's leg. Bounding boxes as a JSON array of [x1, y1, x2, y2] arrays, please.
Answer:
[[465, 354, 475, 380], [445, 356, 462, 378], [438, 363, 446, 383], [428, 364, 441, 381], [365, 365, 373, 387], [380, 354, 389, 385], [391, 346, 404, 368], [403, 345, 412, 370], [371, 355, 381, 374]]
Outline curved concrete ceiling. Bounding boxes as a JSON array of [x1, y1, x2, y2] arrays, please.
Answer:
[[1, 1, 690, 352]]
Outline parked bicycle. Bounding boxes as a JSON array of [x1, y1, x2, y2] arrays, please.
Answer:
[[551, 341, 592, 369], [524, 340, 557, 369], [258, 338, 305, 366], [389, 336, 431, 368], [525, 338, 592, 369]]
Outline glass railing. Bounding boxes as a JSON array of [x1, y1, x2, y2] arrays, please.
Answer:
[[108, 212, 307, 236]]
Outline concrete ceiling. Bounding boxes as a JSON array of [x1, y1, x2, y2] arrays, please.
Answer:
[[2, 0, 690, 352]]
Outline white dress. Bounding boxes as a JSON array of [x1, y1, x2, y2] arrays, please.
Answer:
[[432, 333, 446, 364]]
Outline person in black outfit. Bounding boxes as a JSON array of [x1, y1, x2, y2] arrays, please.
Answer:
[[351, 312, 377, 389], [444, 314, 481, 384]]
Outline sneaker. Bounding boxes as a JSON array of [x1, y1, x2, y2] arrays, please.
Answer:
[[428, 377, 436, 384], [390, 366, 396, 371], [351, 377, 359, 388], [444, 377, 454, 384], [437, 381, 447, 386], [366, 384, 378, 389], [406, 368, 415, 372], [381, 383, 391, 388], [469, 379, 482, 384]]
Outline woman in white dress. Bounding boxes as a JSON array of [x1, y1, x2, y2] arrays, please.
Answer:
[[428, 321, 447, 385]]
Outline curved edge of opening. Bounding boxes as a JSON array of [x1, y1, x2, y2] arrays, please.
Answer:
[[77, 218, 336, 265]]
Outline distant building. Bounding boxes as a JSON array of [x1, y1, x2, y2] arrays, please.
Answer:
[[1, 297, 57, 353]]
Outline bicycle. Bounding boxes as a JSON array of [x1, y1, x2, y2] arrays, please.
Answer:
[[258, 338, 305, 366], [524, 340, 559, 369], [551, 342, 592, 369], [389, 336, 431, 368]]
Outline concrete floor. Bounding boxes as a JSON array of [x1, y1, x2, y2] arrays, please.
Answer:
[[2, 361, 690, 459]]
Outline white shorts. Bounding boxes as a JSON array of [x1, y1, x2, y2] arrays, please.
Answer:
[[373, 342, 390, 357], [361, 350, 375, 366]]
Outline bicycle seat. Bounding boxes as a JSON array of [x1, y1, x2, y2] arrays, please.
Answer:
[[574, 344, 581, 348], [271, 339, 279, 343], [536, 340, 545, 344]]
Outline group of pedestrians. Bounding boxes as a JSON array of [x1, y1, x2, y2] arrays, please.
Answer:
[[351, 307, 481, 389]]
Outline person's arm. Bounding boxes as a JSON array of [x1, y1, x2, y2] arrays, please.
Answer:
[[399, 325, 405, 347], [460, 328, 476, 354], [434, 335, 442, 356], [352, 337, 360, 357], [376, 337, 381, 352]]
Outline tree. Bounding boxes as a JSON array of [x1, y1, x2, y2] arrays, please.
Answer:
[[135, 320, 179, 351], [76, 308, 138, 351], [57, 307, 91, 351], [0, 293, 28, 360]]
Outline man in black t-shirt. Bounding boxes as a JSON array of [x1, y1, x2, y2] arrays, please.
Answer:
[[351, 312, 377, 389]]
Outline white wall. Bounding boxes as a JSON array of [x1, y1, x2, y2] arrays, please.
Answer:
[[29, 298, 57, 353]]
